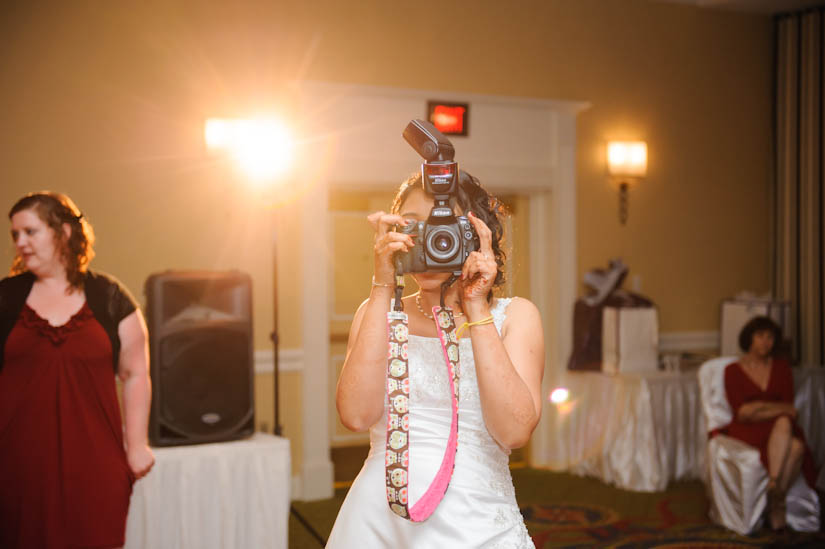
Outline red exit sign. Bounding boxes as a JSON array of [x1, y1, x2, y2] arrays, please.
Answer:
[[427, 101, 469, 136]]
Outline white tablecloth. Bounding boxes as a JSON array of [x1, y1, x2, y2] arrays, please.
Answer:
[[544, 366, 825, 493], [545, 370, 706, 492], [125, 433, 290, 549]]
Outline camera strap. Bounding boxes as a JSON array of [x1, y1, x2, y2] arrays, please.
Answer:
[[385, 305, 460, 522]]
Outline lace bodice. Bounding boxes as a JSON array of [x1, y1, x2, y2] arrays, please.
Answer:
[[407, 297, 512, 410], [369, 297, 518, 469]]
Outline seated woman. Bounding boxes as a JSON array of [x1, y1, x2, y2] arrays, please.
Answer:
[[720, 316, 818, 531]]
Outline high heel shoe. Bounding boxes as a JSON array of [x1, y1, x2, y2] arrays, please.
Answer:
[[766, 478, 787, 532]]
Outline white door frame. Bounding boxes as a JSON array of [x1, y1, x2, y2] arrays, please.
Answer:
[[295, 81, 587, 499]]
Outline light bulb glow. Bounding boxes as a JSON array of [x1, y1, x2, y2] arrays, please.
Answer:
[[549, 387, 570, 404], [607, 141, 647, 178], [205, 117, 294, 181]]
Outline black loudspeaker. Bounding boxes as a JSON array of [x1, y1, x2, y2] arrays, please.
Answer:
[[145, 271, 255, 446]]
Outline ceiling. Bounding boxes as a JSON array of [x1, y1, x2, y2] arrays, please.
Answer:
[[657, 0, 824, 13]]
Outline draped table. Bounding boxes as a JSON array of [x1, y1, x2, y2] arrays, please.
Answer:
[[543, 366, 824, 493], [793, 367, 825, 470], [124, 433, 291, 549], [544, 369, 706, 492]]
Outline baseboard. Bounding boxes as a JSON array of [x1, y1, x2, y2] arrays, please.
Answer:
[[254, 348, 303, 373], [659, 331, 719, 353]]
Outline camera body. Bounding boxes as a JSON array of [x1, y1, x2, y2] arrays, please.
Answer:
[[396, 214, 477, 273], [395, 120, 479, 275]]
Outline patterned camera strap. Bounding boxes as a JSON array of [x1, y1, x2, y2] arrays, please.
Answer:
[[385, 307, 459, 522]]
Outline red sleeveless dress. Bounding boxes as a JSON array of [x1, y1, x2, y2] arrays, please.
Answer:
[[721, 359, 818, 489], [0, 303, 134, 549]]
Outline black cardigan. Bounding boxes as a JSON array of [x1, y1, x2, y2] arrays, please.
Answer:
[[0, 270, 138, 373]]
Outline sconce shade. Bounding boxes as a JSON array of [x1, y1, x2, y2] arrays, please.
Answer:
[[607, 141, 647, 178]]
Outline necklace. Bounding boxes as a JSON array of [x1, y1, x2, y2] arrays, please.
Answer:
[[415, 292, 464, 320]]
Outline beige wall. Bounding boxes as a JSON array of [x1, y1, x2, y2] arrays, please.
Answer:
[[0, 0, 773, 477]]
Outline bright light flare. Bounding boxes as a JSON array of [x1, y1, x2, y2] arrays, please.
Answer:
[[549, 387, 570, 404], [205, 117, 294, 181]]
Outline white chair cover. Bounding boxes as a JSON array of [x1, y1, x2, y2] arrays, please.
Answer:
[[697, 357, 820, 535]]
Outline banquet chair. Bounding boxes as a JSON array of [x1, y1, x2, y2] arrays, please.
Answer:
[[697, 357, 820, 535]]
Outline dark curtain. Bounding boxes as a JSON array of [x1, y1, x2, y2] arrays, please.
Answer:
[[774, 8, 825, 366]]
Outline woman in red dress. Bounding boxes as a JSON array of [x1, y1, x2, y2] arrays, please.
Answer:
[[721, 316, 818, 532], [0, 192, 155, 548]]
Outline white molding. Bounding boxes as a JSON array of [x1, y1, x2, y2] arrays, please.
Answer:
[[291, 474, 302, 501], [300, 188, 335, 501], [528, 112, 581, 468], [253, 348, 303, 374], [659, 331, 720, 352], [299, 459, 335, 502]]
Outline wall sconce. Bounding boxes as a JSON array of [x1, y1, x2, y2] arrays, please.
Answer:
[[607, 141, 647, 225]]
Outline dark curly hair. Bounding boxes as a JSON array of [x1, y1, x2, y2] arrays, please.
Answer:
[[8, 192, 95, 290], [391, 170, 508, 301], [738, 315, 782, 355]]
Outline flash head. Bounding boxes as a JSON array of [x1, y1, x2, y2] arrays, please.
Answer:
[[403, 119, 458, 198], [403, 119, 455, 162]]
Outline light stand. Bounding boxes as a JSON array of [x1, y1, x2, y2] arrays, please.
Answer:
[[272, 228, 283, 436]]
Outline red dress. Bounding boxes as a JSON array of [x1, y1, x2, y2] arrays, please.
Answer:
[[0, 303, 134, 549], [721, 359, 818, 489]]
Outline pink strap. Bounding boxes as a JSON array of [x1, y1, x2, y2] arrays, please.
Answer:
[[385, 307, 460, 522]]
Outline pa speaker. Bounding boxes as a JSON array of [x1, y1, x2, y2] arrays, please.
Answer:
[[145, 270, 255, 446]]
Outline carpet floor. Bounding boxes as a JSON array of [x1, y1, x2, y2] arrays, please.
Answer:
[[289, 467, 824, 548]]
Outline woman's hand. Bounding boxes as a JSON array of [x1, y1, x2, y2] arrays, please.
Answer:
[[460, 212, 497, 317], [367, 211, 414, 284], [127, 444, 155, 480], [779, 403, 798, 420]]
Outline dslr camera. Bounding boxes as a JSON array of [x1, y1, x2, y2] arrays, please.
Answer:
[[395, 119, 479, 275]]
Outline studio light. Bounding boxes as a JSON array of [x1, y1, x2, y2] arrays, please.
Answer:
[[205, 117, 294, 181]]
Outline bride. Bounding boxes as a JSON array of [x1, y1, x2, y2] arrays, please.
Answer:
[[327, 171, 544, 548]]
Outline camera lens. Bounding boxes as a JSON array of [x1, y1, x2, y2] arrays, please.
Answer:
[[426, 227, 459, 263], [434, 234, 453, 252]]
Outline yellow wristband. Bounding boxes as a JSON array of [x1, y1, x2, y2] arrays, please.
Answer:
[[371, 276, 395, 288], [456, 315, 494, 339]]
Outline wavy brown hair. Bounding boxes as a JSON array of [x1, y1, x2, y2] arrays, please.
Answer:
[[8, 192, 95, 290], [391, 170, 508, 301]]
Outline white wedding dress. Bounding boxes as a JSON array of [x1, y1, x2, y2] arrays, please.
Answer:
[[327, 298, 534, 548]]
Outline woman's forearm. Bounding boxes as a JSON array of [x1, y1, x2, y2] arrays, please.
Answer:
[[336, 287, 394, 432], [122, 371, 151, 450], [737, 400, 794, 422], [469, 323, 538, 449]]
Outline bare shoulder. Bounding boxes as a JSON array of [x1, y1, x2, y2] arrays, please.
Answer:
[[500, 297, 542, 338]]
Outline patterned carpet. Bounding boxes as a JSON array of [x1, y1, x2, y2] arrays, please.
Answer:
[[289, 467, 824, 548], [514, 468, 824, 548]]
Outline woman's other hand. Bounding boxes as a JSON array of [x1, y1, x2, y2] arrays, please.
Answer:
[[127, 444, 155, 480], [460, 212, 497, 317], [367, 211, 414, 285]]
